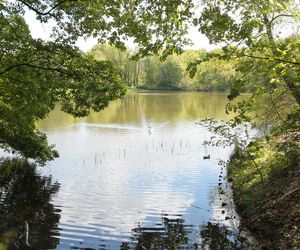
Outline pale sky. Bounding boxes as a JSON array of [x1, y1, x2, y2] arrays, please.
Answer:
[[24, 6, 299, 53], [24, 11, 218, 53]]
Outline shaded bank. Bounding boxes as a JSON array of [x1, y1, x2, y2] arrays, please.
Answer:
[[227, 139, 300, 249]]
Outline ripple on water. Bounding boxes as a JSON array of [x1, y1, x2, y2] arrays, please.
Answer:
[[36, 117, 241, 249]]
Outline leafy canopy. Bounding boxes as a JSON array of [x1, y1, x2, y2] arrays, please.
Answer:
[[0, 0, 194, 163], [2, 0, 299, 163], [191, 0, 300, 129]]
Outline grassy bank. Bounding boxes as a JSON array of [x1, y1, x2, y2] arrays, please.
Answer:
[[227, 138, 300, 249]]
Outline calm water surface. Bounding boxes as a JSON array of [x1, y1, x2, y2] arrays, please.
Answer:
[[1, 91, 253, 249]]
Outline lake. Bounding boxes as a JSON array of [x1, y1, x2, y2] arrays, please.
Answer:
[[0, 91, 255, 249]]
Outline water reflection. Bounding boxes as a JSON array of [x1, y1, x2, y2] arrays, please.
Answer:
[[33, 91, 255, 249], [123, 217, 247, 250], [200, 222, 238, 250], [0, 159, 60, 249], [122, 215, 194, 250], [38, 91, 244, 131]]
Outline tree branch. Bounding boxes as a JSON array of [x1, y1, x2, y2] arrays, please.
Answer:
[[269, 91, 284, 122], [245, 149, 264, 184], [0, 61, 37, 75], [270, 14, 295, 24], [0, 62, 71, 76], [239, 53, 300, 66], [17, 0, 71, 16]]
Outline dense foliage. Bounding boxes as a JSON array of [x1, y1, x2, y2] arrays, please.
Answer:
[[0, 10, 125, 163], [90, 44, 239, 91], [1, 0, 299, 165], [0, 0, 193, 163], [192, 0, 300, 122]]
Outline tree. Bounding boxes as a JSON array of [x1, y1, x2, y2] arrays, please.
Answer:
[[193, 58, 236, 91], [0, 12, 126, 163], [90, 44, 134, 85], [157, 59, 183, 88], [0, 0, 193, 163], [91, 44, 142, 87], [140, 56, 183, 89], [142, 56, 160, 87], [191, 0, 300, 115], [90, 45, 243, 91]]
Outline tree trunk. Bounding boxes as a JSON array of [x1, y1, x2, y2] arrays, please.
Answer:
[[135, 60, 140, 86]]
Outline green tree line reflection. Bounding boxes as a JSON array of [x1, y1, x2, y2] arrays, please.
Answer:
[[38, 92, 246, 130]]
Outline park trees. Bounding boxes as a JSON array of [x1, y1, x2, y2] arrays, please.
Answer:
[[0, 8, 126, 163], [0, 0, 193, 163], [193, 57, 236, 91], [192, 0, 300, 125], [142, 56, 183, 89], [157, 59, 183, 88], [1, 0, 299, 163]]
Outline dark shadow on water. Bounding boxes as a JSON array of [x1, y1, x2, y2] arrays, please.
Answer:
[[0, 158, 60, 250], [0, 158, 256, 250], [200, 222, 240, 250], [120, 215, 195, 250], [120, 217, 253, 250]]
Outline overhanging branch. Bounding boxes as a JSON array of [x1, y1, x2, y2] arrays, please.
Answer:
[[17, 0, 72, 16], [0, 62, 71, 76], [270, 14, 295, 24], [239, 53, 300, 66]]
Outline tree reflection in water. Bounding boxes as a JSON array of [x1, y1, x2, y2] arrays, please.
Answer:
[[0, 159, 252, 250], [200, 222, 240, 250], [121, 217, 248, 250], [0, 158, 60, 249], [121, 216, 195, 250]]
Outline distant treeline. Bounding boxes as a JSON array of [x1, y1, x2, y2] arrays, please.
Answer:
[[89, 44, 254, 92]]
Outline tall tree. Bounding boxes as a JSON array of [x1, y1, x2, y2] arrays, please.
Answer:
[[143, 56, 160, 87]]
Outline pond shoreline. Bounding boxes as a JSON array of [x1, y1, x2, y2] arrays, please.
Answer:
[[227, 141, 300, 249], [34, 91, 250, 249], [129, 87, 252, 96], [133, 86, 231, 93]]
